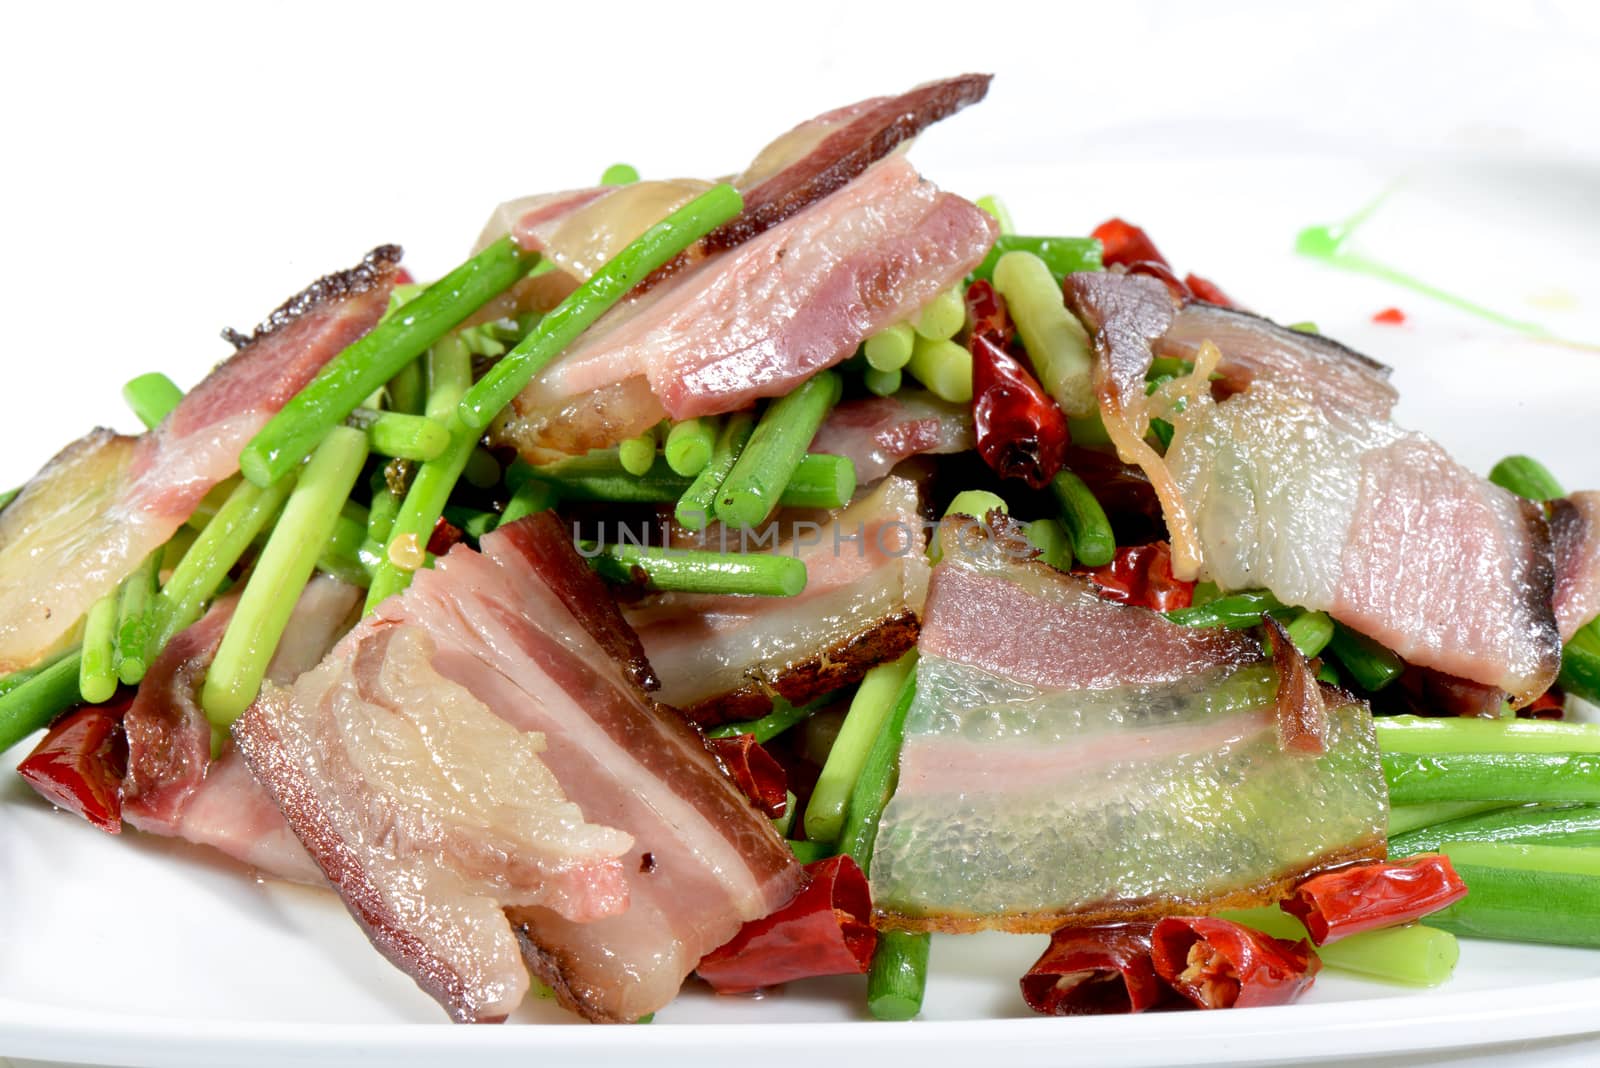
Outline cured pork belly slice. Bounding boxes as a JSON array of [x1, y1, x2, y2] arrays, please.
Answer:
[[0, 247, 398, 672], [707, 72, 992, 255], [487, 182, 713, 282], [122, 574, 361, 882], [402, 519, 799, 1021], [869, 524, 1387, 934], [496, 155, 995, 460], [1552, 491, 1600, 640], [469, 75, 991, 349], [1157, 302, 1397, 418], [1167, 388, 1561, 705], [0, 430, 138, 670], [810, 391, 974, 485], [235, 516, 799, 1023], [624, 477, 930, 727], [1064, 272, 1397, 580], [919, 523, 1261, 691], [1065, 271, 1562, 704], [487, 74, 993, 285], [1067, 272, 1398, 421], [477, 78, 996, 462], [153, 244, 399, 513], [240, 625, 633, 1024], [122, 576, 359, 875]]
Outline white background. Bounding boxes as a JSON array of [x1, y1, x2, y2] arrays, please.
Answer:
[[2, 2, 1600, 1065]]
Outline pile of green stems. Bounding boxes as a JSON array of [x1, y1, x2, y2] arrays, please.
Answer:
[[1379, 714, 1600, 948]]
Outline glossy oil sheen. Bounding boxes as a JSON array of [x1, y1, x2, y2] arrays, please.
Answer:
[[873, 657, 1385, 925], [871, 544, 1386, 930]]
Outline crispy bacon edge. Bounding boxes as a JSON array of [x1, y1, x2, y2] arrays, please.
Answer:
[[221, 245, 403, 349], [679, 609, 920, 728]]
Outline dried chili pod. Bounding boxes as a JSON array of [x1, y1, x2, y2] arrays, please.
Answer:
[[1075, 542, 1194, 611], [1151, 917, 1320, 1009], [1021, 923, 1173, 1015], [697, 855, 877, 993], [1282, 854, 1469, 945], [708, 733, 788, 817], [970, 335, 1070, 489], [1092, 219, 1238, 308], [1092, 218, 1173, 271], [17, 699, 130, 834], [966, 280, 1068, 489]]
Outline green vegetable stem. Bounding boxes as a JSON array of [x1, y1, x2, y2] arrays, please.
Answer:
[[460, 185, 743, 430], [242, 237, 535, 487]]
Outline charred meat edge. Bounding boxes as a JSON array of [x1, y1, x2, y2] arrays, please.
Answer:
[[222, 244, 403, 350], [513, 925, 629, 1024], [678, 609, 920, 727], [1163, 300, 1395, 383], [1263, 615, 1330, 754], [502, 511, 660, 692], [708, 74, 992, 253], [640, 74, 992, 290]]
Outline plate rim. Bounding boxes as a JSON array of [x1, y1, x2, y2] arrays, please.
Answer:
[[5, 975, 1600, 1067]]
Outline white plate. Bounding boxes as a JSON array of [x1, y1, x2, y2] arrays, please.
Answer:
[[3, 135, 1600, 1066]]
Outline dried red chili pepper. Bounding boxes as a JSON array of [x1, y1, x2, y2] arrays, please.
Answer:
[[697, 855, 877, 993], [1093, 219, 1240, 307], [1092, 218, 1172, 271], [708, 734, 788, 818], [1151, 917, 1320, 1009], [1076, 542, 1194, 612], [965, 280, 1070, 489], [16, 699, 131, 834], [969, 335, 1070, 489], [426, 515, 464, 557], [393, 267, 415, 286], [965, 277, 1015, 347], [1521, 688, 1566, 719], [1020, 923, 1173, 1015], [1281, 854, 1468, 946], [1184, 273, 1235, 308], [1141, 544, 1194, 611]]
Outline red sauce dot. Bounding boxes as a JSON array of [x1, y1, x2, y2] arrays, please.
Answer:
[[1372, 307, 1406, 325]]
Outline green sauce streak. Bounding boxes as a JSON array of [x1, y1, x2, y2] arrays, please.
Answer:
[[1295, 193, 1553, 338]]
